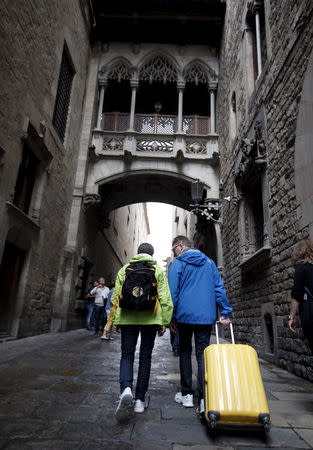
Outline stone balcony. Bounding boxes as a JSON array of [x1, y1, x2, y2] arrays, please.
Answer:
[[91, 113, 219, 162]]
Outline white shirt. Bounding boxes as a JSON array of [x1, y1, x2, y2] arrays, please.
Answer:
[[90, 285, 110, 306]]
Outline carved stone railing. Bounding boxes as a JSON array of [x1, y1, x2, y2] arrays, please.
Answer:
[[101, 113, 211, 135], [91, 129, 219, 161]]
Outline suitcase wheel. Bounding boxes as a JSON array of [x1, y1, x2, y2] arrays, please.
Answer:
[[208, 411, 220, 429]]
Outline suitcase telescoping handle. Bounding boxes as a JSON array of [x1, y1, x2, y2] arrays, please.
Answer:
[[215, 320, 235, 344]]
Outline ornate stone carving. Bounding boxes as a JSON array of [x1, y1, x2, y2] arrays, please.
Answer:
[[186, 140, 207, 154], [184, 63, 209, 85], [107, 59, 132, 82], [183, 62, 217, 85], [131, 43, 141, 55], [235, 119, 267, 181], [136, 139, 173, 153], [139, 55, 177, 83], [84, 194, 101, 209], [102, 137, 124, 152]]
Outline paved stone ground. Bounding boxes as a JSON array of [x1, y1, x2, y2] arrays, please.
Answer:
[[0, 329, 313, 449]]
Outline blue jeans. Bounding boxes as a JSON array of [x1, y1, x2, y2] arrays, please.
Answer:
[[177, 323, 212, 399], [119, 325, 157, 401], [85, 303, 94, 328], [94, 305, 107, 333]]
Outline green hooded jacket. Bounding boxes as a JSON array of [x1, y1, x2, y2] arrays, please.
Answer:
[[111, 253, 173, 326]]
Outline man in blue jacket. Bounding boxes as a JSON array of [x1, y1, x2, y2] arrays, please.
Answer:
[[168, 235, 233, 414]]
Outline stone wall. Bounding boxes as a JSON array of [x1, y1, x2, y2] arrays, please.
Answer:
[[217, 0, 313, 380], [0, 0, 91, 337]]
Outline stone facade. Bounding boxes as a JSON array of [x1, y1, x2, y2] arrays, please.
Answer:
[[2, 0, 313, 385], [0, 2, 150, 337], [0, 0, 91, 337], [217, 0, 313, 380]]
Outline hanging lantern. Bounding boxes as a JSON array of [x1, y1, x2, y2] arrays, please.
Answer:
[[191, 179, 204, 204]]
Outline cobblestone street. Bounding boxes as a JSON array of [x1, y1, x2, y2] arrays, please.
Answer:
[[0, 329, 313, 449]]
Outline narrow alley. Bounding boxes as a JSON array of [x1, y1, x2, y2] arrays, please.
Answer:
[[0, 329, 312, 449]]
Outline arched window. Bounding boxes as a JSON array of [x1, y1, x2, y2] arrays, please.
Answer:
[[107, 60, 132, 82], [139, 55, 177, 83]]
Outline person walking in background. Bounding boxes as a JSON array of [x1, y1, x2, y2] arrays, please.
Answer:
[[168, 235, 233, 414], [85, 280, 97, 330], [90, 277, 110, 336], [288, 238, 313, 354], [111, 243, 173, 422], [101, 281, 115, 340]]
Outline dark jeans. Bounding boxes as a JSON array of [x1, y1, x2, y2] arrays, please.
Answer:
[[94, 305, 107, 333], [119, 325, 157, 401], [85, 302, 94, 328], [177, 323, 212, 399], [170, 322, 179, 350]]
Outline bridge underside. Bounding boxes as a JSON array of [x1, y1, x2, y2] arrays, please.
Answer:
[[98, 173, 200, 213]]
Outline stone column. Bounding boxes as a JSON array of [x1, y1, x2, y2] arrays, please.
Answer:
[[95, 78, 107, 130], [249, 0, 263, 78], [209, 82, 217, 134], [176, 81, 185, 133], [128, 79, 139, 131], [254, 8, 263, 77]]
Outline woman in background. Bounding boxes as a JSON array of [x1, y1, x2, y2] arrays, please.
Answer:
[[288, 238, 313, 353]]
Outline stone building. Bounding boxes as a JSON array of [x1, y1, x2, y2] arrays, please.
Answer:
[[1, 0, 312, 382], [0, 1, 150, 338], [217, 0, 313, 380]]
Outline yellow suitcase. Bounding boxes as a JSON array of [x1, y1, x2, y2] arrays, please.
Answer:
[[203, 322, 270, 431]]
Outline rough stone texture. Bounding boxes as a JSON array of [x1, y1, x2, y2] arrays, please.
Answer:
[[0, 0, 91, 337], [0, 330, 313, 448], [217, 0, 313, 379], [0, 2, 151, 337]]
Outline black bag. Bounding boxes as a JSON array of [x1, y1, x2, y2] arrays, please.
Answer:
[[119, 261, 158, 311], [299, 287, 313, 338]]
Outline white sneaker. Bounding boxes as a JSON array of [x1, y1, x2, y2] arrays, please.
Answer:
[[101, 334, 110, 340], [199, 398, 205, 414], [115, 387, 133, 422], [174, 392, 194, 407], [134, 399, 147, 413]]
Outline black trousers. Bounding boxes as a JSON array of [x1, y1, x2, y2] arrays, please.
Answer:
[[119, 325, 157, 401], [177, 323, 212, 399]]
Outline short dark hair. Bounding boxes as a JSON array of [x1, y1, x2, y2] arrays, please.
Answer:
[[137, 243, 154, 256], [172, 235, 192, 248]]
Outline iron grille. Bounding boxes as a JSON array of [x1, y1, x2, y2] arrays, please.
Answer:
[[52, 46, 75, 142]]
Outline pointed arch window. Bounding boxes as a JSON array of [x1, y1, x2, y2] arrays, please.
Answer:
[[107, 60, 132, 82], [139, 55, 177, 83], [184, 64, 209, 86]]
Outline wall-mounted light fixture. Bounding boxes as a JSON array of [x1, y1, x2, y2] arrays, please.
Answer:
[[154, 101, 162, 113], [190, 179, 221, 222], [190, 180, 239, 222]]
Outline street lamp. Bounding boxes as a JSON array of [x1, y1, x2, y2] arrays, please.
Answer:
[[190, 179, 221, 222]]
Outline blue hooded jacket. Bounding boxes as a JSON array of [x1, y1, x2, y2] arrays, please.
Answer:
[[168, 249, 233, 324]]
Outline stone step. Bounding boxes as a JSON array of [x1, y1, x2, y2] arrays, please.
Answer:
[[0, 332, 16, 343]]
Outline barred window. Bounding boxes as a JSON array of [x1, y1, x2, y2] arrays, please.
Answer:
[[52, 45, 75, 142]]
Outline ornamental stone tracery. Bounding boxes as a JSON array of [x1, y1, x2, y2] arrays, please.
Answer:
[[139, 55, 177, 83], [184, 64, 209, 85], [107, 60, 133, 82], [102, 55, 217, 86]]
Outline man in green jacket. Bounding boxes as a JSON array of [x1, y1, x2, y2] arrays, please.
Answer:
[[111, 243, 173, 422]]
